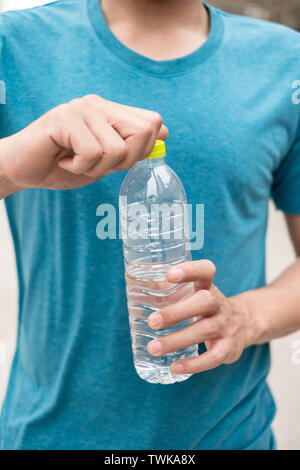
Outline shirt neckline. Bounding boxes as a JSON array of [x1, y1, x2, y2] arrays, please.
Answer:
[[87, 0, 224, 77]]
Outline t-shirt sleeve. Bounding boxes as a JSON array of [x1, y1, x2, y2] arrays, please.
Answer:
[[272, 116, 300, 214]]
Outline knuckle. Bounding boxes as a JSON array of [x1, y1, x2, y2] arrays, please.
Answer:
[[204, 259, 216, 277], [211, 346, 225, 365], [45, 106, 69, 139], [149, 111, 163, 128], [84, 94, 98, 100], [69, 98, 83, 108], [199, 289, 215, 310], [116, 142, 128, 161], [72, 98, 92, 115], [50, 103, 69, 122], [87, 145, 103, 161], [201, 319, 215, 337], [140, 122, 153, 138], [189, 264, 199, 279], [83, 94, 104, 105], [55, 103, 68, 114], [109, 144, 127, 163]]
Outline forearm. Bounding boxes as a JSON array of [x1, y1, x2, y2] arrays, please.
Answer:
[[0, 174, 20, 199], [235, 258, 300, 345], [0, 138, 22, 199]]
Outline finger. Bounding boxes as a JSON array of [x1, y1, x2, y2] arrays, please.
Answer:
[[79, 103, 130, 176], [112, 118, 156, 170], [104, 98, 168, 139], [118, 104, 169, 141], [148, 289, 218, 330], [83, 95, 154, 159], [167, 260, 216, 289], [158, 124, 169, 141], [84, 95, 167, 166], [147, 317, 221, 357], [83, 130, 127, 177], [57, 119, 103, 175], [170, 339, 228, 374]]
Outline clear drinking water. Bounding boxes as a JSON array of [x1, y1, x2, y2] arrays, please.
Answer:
[[119, 140, 198, 384]]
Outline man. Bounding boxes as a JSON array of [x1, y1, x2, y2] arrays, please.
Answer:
[[0, 0, 299, 450]]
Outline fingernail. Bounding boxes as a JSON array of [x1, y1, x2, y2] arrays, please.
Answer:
[[149, 313, 163, 329], [171, 363, 184, 374], [169, 268, 183, 282], [148, 340, 162, 355]]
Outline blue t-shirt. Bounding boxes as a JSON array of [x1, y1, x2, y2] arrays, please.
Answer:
[[1, 0, 300, 450]]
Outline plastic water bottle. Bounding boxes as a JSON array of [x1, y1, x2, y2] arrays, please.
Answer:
[[119, 140, 198, 384]]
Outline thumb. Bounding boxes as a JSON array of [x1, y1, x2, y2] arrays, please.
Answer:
[[158, 124, 169, 141], [167, 260, 216, 290]]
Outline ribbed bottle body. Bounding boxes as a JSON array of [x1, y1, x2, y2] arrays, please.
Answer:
[[119, 157, 198, 384]]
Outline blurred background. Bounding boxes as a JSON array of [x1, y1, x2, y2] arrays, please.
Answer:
[[0, 0, 300, 450], [211, 0, 300, 30]]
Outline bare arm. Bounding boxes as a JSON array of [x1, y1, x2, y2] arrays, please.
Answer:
[[237, 214, 300, 344], [0, 170, 20, 199], [0, 95, 168, 200]]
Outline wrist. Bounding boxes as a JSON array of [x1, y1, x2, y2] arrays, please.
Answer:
[[0, 137, 23, 198], [231, 289, 270, 347]]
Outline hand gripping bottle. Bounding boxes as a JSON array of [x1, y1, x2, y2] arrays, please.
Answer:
[[119, 140, 198, 384]]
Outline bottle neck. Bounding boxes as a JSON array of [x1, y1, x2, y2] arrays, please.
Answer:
[[136, 157, 165, 168]]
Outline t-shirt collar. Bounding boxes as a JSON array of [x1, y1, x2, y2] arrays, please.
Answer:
[[87, 0, 224, 77]]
